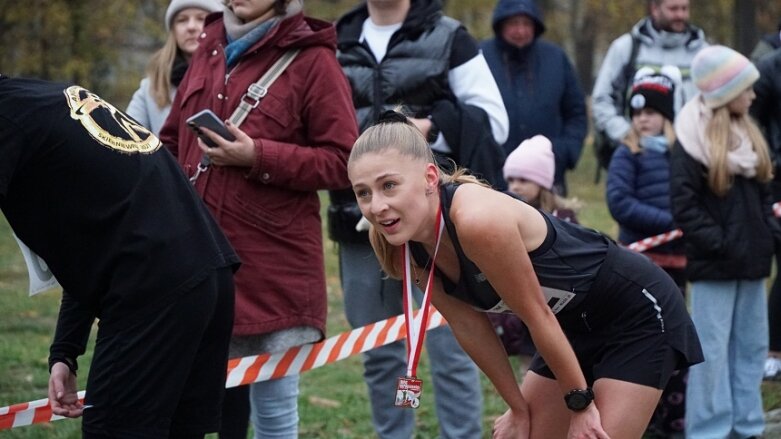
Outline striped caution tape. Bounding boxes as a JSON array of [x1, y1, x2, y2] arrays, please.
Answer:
[[0, 309, 445, 430], [626, 229, 684, 252]]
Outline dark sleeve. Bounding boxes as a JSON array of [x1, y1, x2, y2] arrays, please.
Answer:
[[552, 52, 588, 170], [669, 142, 725, 254], [760, 179, 781, 254], [48, 291, 95, 375], [750, 59, 773, 140], [0, 115, 27, 198], [449, 27, 480, 69]]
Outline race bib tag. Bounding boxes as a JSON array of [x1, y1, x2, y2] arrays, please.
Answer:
[[394, 376, 422, 409]]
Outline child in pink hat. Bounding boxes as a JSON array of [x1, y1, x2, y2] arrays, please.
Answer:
[[503, 135, 581, 219]]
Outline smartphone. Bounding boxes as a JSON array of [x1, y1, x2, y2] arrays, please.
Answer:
[[185, 109, 236, 148]]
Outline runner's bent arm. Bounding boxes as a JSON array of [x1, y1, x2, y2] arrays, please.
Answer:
[[430, 281, 528, 416]]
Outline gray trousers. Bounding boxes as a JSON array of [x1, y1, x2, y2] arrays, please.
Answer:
[[339, 242, 483, 439]]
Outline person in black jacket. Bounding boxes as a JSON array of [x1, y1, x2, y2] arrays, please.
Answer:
[[0, 76, 239, 438], [752, 47, 781, 381], [671, 45, 781, 439]]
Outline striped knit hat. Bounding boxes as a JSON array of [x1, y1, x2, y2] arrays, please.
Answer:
[[691, 45, 759, 109]]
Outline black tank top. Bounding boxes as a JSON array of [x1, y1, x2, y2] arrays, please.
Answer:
[[409, 183, 610, 314]]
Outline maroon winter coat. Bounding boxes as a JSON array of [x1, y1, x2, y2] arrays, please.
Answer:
[[160, 12, 358, 337]]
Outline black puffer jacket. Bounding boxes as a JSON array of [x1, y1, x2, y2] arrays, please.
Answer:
[[670, 142, 781, 281], [752, 49, 781, 197]]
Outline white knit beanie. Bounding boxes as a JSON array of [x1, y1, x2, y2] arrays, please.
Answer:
[[165, 0, 223, 32]]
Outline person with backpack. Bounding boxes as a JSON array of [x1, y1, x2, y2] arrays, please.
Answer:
[[591, 0, 706, 171]]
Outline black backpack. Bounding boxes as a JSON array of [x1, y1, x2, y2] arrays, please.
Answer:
[[593, 36, 640, 182]]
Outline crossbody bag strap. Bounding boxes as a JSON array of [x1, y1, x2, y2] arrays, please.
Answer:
[[229, 48, 301, 128]]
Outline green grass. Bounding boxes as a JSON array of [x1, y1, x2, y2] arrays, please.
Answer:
[[1, 149, 779, 438]]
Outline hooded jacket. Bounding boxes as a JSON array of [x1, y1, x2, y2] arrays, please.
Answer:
[[480, 0, 587, 188], [159, 12, 358, 337], [592, 17, 707, 143]]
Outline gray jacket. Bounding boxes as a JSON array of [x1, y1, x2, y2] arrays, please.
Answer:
[[126, 78, 173, 136], [592, 17, 707, 142]]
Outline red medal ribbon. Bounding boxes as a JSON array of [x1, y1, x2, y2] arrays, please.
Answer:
[[401, 205, 444, 378]]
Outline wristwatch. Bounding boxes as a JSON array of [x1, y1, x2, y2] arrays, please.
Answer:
[[564, 387, 594, 411], [426, 115, 440, 144]]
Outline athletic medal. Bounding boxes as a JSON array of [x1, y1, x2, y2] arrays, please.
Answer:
[[394, 376, 423, 409]]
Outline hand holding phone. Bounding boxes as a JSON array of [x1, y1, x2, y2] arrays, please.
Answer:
[[185, 109, 236, 148]]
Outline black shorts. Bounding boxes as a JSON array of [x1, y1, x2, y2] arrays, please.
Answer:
[[530, 244, 703, 389], [82, 267, 234, 438]]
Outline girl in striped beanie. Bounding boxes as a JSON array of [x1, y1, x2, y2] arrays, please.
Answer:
[[671, 44, 776, 439]]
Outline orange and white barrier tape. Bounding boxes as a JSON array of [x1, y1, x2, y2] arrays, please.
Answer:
[[0, 391, 85, 430], [225, 309, 444, 387], [0, 309, 445, 430], [626, 229, 683, 252]]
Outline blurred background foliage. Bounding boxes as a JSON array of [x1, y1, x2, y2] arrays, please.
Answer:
[[0, 0, 779, 107]]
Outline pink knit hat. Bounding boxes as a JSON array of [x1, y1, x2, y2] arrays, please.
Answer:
[[502, 135, 555, 189], [691, 45, 759, 109]]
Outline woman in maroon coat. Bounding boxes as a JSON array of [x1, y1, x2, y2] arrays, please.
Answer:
[[159, 0, 358, 436]]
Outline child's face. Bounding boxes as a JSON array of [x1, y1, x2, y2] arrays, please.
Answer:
[[726, 87, 756, 116], [507, 177, 541, 205], [632, 108, 665, 137]]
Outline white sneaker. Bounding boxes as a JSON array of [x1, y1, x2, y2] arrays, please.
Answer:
[[764, 357, 781, 380]]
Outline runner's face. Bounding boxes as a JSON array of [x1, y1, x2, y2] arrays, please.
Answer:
[[650, 0, 690, 33], [349, 149, 438, 246]]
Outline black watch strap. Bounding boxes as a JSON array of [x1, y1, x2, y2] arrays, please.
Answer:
[[564, 387, 594, 411]]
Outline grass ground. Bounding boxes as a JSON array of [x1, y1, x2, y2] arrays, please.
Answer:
[[1, 148, 780, 438]]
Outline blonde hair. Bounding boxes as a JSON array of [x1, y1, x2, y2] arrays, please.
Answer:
[[146, 33, 179, 109], [705, 107, 772, 196], [536, 189, 583, 213], [624, 118, 676, 154], [349, 117, 488, 279]]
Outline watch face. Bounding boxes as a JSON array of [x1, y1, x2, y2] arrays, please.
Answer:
[[567, 393, 588, 410], [565, 389, 593, 411]]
